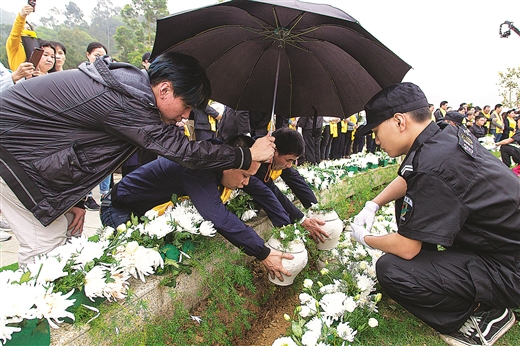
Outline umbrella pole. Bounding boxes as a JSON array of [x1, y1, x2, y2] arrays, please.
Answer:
[[269, 46, 282, 134]]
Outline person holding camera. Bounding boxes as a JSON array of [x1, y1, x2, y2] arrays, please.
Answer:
[[6, 5, 39, 71]]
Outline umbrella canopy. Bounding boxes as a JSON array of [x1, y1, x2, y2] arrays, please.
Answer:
[[151, 0, 411, 118]]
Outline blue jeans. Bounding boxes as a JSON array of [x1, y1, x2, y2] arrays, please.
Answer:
[[99, 175, 112, 195], [99, 193, 132, 228]]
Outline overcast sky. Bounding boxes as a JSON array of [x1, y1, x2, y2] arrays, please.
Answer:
[[2, 0, 520, 108]]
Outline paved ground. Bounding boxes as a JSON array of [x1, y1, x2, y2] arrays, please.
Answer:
[[0, 183, 110, 268]]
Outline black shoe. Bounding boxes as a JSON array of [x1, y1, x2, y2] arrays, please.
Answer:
[[439, 318, 482, 346], [85, 196, 100, 211], [471, 308, 515, 345]]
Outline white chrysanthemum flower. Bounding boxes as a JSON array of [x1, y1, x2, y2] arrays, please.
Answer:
[[303, 316, 323, 334], [72, 237, 109, 270], [84, 265, 108, 301], [0, 282, 40, 320], [337, 321, 357, 342], [286, 193, 295, 202], [303, 279, 313, 289], [368, 317, 379, 327], [274, 180, 289, 193], [344, 296, 357, 313], [144, 209, 159, 220], [272, 336, 298, 346], [116, 223, 127, 233], [98, 226, 115, 241], [299, 305, 316, 318], [102, 266, 130, 302], [34, 287, 76, 328], [199, 220, 217, 236], [0, 269, 23, 285], [0, 317, 22, 344], [125, 241, 139, 254], [299, 292, 314, 304], [143, 214, 175, 238], [319, 292, 347, 319], [241, 209, 257, 222], [301, 330, 320, 346], [118, 246, 164, 282], [356, 274, 375, 293], [26, 256, 68, 286]]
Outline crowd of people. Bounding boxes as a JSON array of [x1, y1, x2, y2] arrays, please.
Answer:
[[1, 5, 520, 346]]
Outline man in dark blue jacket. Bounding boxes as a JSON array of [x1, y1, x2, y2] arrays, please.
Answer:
[[245, 128, 329, 243], [101, 136, 294, 281]]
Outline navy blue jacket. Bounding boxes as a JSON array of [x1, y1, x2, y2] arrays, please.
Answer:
[[112, 157, 291, 260], [247, 163, 318, 222]]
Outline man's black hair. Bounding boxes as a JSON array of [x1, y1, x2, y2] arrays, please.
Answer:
[[408, 106, 432, 123], [148, 51, 211, 110], [225, 134, 255, 148], [272, 127, 305, 157]]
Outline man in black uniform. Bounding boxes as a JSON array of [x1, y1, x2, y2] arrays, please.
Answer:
[[351, 82, 520, 346]]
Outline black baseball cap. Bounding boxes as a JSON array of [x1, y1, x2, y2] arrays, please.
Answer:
[[357, 82, 429, 136], [442, 111, 464, 125]]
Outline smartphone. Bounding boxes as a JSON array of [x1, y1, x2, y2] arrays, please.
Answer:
[[28, 0, 36, 12], [28, 47, 44, 67]]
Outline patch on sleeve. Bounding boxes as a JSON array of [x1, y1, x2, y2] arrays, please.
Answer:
[[399, 195, 413, 226], [457, 127, 477, 159]]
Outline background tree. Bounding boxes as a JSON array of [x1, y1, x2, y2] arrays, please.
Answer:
[[498, 67, 520, 108], [115, 0, 168, 63], [89, 0, 123, 56], [63, 2, 88, 29]]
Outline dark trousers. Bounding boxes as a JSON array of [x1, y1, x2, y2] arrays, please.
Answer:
[[342, 130, 353, 157], [320, 125, 333, 160], [330, 132, 346, 159], [352, 133, 365, 154], [366, 135, 376, 153], [377, 248, 520, 334], [500, 145, 520, 167], [100, 193, 132, 228], [302, 129, 322, 164]]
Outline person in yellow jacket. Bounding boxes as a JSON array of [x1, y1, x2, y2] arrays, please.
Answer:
[[6, 5, 39, 71]]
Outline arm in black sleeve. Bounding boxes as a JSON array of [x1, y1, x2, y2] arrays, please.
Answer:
[[241, 176, 291, 227], [182, 169, 270, 260], [281, 167, 318, 209]]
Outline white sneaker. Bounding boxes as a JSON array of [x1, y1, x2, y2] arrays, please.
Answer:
[[0, 230, 12, 242], [0, 216, 11, 232]]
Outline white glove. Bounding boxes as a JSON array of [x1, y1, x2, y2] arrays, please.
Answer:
[[353, 201, 379, 231], [350, 223, 371, 248]]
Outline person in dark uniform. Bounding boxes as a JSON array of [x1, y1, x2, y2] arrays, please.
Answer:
[[351, 82, 520, 346], [297, 110, 323, 164], [216, 106, 251, 142], [495, 115, 520, 176], [245, 128, 329, 243], [100, 136, 294, 282], [193, 104, 221, 141]]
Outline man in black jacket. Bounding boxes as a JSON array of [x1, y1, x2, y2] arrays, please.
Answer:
[[0, 51, 275, 266]]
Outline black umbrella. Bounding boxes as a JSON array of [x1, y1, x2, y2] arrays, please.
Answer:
[[151, 0, 411, 121]]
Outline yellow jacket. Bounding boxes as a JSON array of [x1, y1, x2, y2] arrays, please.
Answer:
[[6, 14, 37, 70]]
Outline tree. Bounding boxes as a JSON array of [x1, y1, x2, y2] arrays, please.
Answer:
[[115, 0, 168, 63], [89, 0, 123, 56], [64, 2, 87, 29], [497, 67, 520, 108]]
